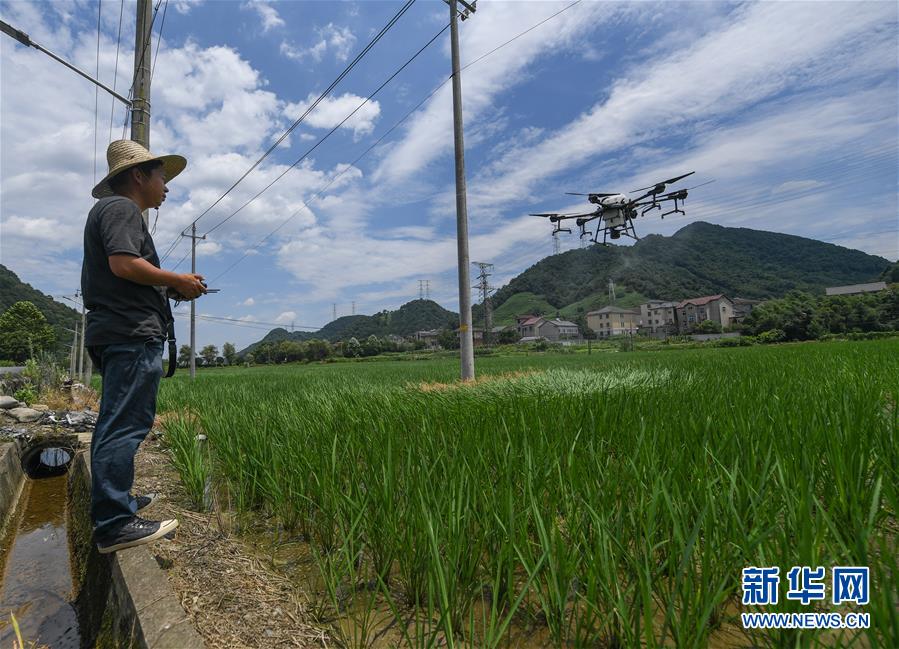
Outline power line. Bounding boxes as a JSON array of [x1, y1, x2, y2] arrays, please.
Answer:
[[157, 0, 417, 263], [150, 0, 169, 82], [202, 3, 584, 282], [108, 0, 125, 142], [174, 311, 322, 330], [119, 0, 164, 139], [93, 0, 102, 186], [199, 19, 449, 240]]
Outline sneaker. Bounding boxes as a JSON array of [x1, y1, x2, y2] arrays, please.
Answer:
[[134, 492, 159, 511], [96, 516, 179, 554]]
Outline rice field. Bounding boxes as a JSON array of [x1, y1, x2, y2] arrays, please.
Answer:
[[157, 340, 898, 648]]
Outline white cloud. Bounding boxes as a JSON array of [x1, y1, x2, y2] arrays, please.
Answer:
[[242, 0, 285, 33], [280, 23, 356, 63], [772, 180, 826, 194], [196, 240, 223, 256], [373, 1, 623, 185], [172, 0, 204, 15], [285, 93, 381, 139], [274, 311, 297, 324], [463, 2, 898, 214], [240, 297, 255, 306]]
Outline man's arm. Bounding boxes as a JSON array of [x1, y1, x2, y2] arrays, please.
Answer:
[[108, 255, 206, 299]]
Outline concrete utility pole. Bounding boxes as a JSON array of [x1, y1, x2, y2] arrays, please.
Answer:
[[447, 0, 477, 380], [182, 223, 205, 380], [132, 0, 153, 227], [73, 289, 87, 382], [68, 322, 78, 379], [473, 262, 494, 347]]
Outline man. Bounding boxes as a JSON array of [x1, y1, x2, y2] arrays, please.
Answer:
[[83, 139, 206, 554]]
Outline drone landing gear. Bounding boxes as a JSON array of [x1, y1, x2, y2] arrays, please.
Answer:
[[641, 202, 661, 217], [661, 197, 685, 219]]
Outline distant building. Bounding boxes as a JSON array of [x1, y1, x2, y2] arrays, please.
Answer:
[[414, 329, 440, 348], [731, 297, 762, 322], [516, 315, 544, 338], [825, 282, 887, 296], [639, 300, 679, 337], [537, 318, 581, 342], [676, 295, 734, 333], [586, 306, 641, 337]]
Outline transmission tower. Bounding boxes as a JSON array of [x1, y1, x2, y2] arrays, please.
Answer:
[[552, 231, 561, 256], [352, 301, 356, 315], [418, 279, 431, 300], [332, 303, 337, 321], [608, 278, 616, 303], [472, 262, 495, 347]]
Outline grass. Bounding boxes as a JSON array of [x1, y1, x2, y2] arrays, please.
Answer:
[[156, 340, 898, 648]]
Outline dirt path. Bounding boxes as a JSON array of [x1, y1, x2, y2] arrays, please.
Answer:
[[132, 436, 330, 649]]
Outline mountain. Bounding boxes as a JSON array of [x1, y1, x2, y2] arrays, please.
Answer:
[[0, 264, 79, 354], [476, 222, 893, 325], [239, 299, 457, 355]]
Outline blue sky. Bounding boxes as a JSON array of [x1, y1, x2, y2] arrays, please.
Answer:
[[1, 0, 897, 350]]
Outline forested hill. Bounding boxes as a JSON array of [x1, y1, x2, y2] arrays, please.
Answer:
[[479, 222, 892, 324], [1, 264, 79, 350], [239, 299, 457, 354]]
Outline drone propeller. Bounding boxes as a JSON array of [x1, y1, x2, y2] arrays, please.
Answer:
[[658, 179, 716, 199], [565, 192, 617, 197], [631, 171, 695, 193]]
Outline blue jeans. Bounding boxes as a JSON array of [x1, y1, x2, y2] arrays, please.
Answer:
[[88, 339, 164, 535]]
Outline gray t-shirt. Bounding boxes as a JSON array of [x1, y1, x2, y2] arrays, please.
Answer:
[[81, 196, 172, 346]]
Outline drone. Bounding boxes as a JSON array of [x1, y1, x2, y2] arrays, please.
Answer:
[[531, 172, 713, 245]]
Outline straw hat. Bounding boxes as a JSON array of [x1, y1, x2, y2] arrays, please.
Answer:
[[92, 139, 187, 199]]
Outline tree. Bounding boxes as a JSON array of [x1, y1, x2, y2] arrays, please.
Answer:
[[344, 337, 362, 358], [437, 328, 460, 350], [361, 334, 382, 357], [305, 339, 332, 362], [498, 329, 521, 344], [177, 344, 193, 367], [695, 319, 722, 334], [222, 342, 237, 366], [200, 344, 218, 366], [0, 301, 56, 362]]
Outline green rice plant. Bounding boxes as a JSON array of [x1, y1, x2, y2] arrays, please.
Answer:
[[155, 339, 899, 648], [163, 413, 209, 511]]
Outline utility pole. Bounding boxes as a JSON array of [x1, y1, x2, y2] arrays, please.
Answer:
[[74, 289, 87, 382], [473, 262, 494, 347], [68, 322, 78, 379], [446, 0, 477, 380], [182, 224, 205, 379], [131, 0, 153, 226]]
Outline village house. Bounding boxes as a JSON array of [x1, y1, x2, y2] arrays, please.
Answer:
[[537, 318, 581, 343], [639, 300, 679, 337], [825, 282, 887, 296], [586, 306, 641, 338], [731, 297, 762, 322], [516, 315, 544, 338], [676, 294, 734, 333]]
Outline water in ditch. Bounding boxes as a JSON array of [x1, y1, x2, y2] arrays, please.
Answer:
[[0, 473, 81, 648]]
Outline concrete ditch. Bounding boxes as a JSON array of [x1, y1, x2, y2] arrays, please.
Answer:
[[0, 435, 204, 648]]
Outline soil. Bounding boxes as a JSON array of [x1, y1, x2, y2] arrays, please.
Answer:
[[131, 435, 330, 649]]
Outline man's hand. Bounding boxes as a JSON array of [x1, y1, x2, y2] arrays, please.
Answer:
[[108, 255, 208, 299], [171, 273, 206, 299]]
